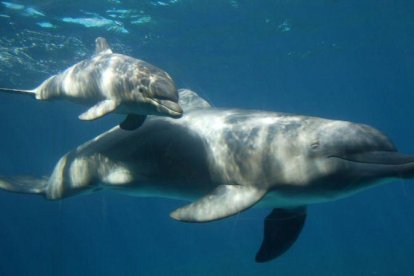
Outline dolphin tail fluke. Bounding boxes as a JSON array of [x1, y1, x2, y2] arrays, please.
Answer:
[[0, 87, 36, 97], [0, 176, 48, 195]]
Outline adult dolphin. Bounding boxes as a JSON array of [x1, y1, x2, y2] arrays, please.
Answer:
[[0, 37, 183, 130], [1, 89, 413, 262]]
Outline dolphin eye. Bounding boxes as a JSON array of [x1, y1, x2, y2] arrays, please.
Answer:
[[311, 141, 320, 150], [138, 87, 145, 93], [140, 78, 150, 86]]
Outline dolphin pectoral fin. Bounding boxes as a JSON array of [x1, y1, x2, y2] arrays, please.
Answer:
[[119, 114, 146, 130], [78, 100, 118, 120], [256, 207, 307, 262], [170, 185, 266, 222]]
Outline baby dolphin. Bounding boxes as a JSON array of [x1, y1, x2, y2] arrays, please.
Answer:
[[0, 37, 183, 130]]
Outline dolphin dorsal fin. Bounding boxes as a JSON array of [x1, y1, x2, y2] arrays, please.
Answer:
[[95, 37, 113, 55], [177, 89, 211, 112]]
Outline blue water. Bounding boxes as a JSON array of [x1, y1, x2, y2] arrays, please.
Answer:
[[0, 1, 414, 275]]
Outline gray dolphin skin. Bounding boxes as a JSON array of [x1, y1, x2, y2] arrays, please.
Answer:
[[0, 37, 183, 130], [1, 89, 414, 262]]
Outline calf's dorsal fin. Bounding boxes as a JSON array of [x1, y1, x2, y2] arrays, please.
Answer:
[[95, 37, 113, 55]]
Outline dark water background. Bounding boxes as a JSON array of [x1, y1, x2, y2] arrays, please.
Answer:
[[0, 1, 414, 275]]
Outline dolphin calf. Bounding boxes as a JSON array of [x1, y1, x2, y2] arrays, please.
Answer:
[[1, 89, 413, 262], [0, 37, 183, 130]]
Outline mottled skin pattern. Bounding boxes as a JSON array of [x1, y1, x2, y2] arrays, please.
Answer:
[[37, 52, 181, 116], [8, 90, 410, 209], [0, 37, 183, 126], [1, 90, 414, 261]]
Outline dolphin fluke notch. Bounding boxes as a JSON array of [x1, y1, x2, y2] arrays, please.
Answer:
[[256, 207, 307, 262], [170, 185, 266, 222], [0, 87, 36, 97]]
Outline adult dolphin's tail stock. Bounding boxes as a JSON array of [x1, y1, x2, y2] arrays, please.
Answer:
[[0, 176, 48, 194], [0, 87, 36, 96], [1, 89, 414, 262], [0, 37, 183, 130]]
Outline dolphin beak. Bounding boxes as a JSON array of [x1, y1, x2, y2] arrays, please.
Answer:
[[148, 76, 182, 117], [332, 151, 414, 165], [149, 77, 182, 117], [330, 151, 414, 179], [157, 99, 183, 118]]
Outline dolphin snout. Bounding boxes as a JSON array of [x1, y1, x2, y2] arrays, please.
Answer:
[[158, 100, 183, 118], [149, 77, 182, 117]]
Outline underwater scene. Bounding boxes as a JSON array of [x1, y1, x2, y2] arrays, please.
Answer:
[[0, 0, 414, 275]]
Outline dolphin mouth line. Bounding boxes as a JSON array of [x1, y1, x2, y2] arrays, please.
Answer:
[[146, 98, 183, 117], [329, 151, 414, 165], [329, 156, 404, 165]]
